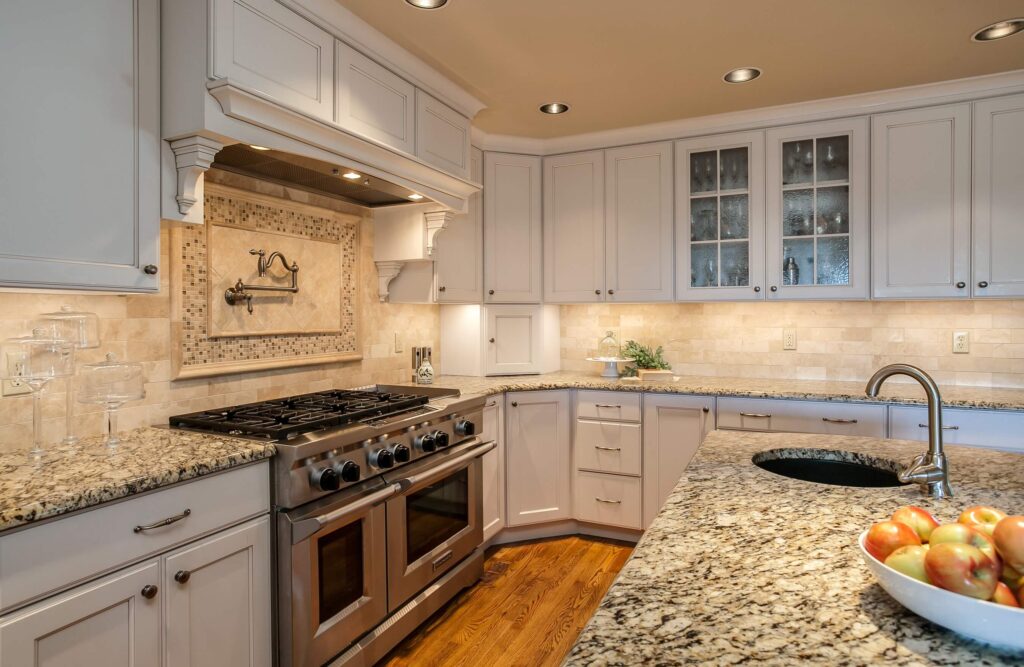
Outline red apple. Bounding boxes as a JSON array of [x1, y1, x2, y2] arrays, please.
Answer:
[[958, 505, 1008, 537], [925, 542, 1000, 600], [1002, 563, 1023, 590], [991, 581, 1021, 607], [929, 523, 1002, 568], [993, 515, 1024, 572], [884, 545, 931, 584], [865, 520, 922, 562], [891, 506, 940, 541]]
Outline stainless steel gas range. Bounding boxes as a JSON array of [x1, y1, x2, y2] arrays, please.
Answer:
[[170, 385, 493, 667]]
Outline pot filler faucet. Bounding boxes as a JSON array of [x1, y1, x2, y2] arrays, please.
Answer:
[[865, 364, 953, 499]]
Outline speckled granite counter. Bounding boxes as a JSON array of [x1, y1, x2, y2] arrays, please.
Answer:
[[0, 427, 274, 533], [565, 431, 1024, 665], [420, 372, 1024, 411]]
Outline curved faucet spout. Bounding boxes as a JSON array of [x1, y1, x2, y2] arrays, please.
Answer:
[[264, 251, 298, 275]]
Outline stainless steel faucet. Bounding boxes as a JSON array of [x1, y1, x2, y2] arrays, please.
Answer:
[[865, 364, 953, 498]]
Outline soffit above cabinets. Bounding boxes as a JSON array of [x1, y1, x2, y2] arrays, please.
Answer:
[[336, 0, 1024, 138]]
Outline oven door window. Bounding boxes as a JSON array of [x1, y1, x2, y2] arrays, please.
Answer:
[[406, 468, 469, 563], [317, 519, 364, 624]]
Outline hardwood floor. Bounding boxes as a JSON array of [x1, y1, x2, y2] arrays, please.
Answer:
[[379, 536, 633, 667]]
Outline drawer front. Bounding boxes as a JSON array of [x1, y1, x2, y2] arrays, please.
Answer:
[[717, 397, 886, 437], [0, 461, 269, 614], [890, 406, 1024, 452], [577, 390, 641, 422], [574, 471, 642, 530], [574, 419, 641, 476]]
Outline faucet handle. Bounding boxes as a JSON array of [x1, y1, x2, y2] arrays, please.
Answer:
[[249, 249, 265, 256]]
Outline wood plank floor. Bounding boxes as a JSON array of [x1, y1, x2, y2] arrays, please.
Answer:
[[378, 536, 633, 667]]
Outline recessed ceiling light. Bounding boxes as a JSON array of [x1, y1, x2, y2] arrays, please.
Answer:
[[723, 67, 762, 84], [405, 0, 447, 8], [539, 102, 570, 115], [342, 171, 361, 180], [972, 18, 1024, 42], [408, 194, 424, 200], [249, 144, 271, 151]]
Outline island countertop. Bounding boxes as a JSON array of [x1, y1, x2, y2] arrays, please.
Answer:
[[565, 430, 1024, 666]]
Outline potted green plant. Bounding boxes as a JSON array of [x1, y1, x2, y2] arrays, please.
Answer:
[[621, 340, 673, 381]]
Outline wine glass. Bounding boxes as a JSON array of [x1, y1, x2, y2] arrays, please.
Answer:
[[35, 306, 100, 447], [0, 329, 75, 459], [78, 353, 145, 450]]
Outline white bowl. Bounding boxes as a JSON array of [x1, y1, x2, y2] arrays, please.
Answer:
[[858, 530, 1024, 650]]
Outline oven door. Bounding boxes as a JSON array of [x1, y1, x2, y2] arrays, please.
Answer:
[[279, 479, 401, 667], [384, 438, 495, 610]]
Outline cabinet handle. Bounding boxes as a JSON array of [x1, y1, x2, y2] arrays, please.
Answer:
[[702, 406, 710, 413], [174, 570, 191, 584], [141, 585, 158, 599], [955, 282, 966, 289], [485, 400, 497, 407], [143, 264, 158, 275], [978, 281, 989, 289], [489, 337, 495, 343], [438, 286, 446, 292], [822, 417, 858, 424], [594, 404, 621, 409], [134, 508, 191, 533], [770, 286, 778, 292], [739, 412, 772, 418], [595, 289, 601, 295], [594, 445, 622, 452], [918, 424, 959, 430], [753, 286, 761, 293], [488, 289, 495, 295], [608, 289, 615, 295], [595, 497, 622, 504], [511, 401, 518, 407]]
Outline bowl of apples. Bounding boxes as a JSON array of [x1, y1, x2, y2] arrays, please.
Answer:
[[859, 506, 1024, 649]]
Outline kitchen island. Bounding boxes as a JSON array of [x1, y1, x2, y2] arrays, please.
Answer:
[[565, 430, 1024, 665]]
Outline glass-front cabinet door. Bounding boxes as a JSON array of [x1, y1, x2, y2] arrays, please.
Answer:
[[765, 117, 869, 299], [675, 130, 765, 301]]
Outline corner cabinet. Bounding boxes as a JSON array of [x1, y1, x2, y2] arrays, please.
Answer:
[[544, 150, 606, 303], [505, 391, 572, 526], [0, 0, 160, 292], [435, 147, 484, 302], [484, 153, 543, 303], [642, 394, 712, 527], [765, 117, 870, 300]]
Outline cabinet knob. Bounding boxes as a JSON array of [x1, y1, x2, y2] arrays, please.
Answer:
[[608, 289, 615, 295], [511, 401, 518, 407], [595, 289, 601, 295], [753, 286, 761, 293], [141, 584, 158, 599], [770, 286, 778, 292], [488, 289, 495, 295], [956, 282, 966, 289], [143, 264, 158, 275], [438, 286, 446, 292], [978, 281, 989, 288], [489, 337, 495, 343], [702, 406, 710, 413], [174, 570, 191, 584]]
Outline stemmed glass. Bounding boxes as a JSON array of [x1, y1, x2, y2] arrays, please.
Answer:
[[78, 353, 145, 450], [0, 329, 75, 459], [35, 306, 100, 447]]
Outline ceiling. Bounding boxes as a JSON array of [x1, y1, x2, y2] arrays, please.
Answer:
[[337, 0, 1024, 139]]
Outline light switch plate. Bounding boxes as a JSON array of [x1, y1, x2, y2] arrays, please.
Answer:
[[2, 352, 30, 397], [783, 328, 797, 351], [394, 331, 404, 354], [952, 331, 969, 354]]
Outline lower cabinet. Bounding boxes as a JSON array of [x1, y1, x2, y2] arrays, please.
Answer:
[[505, 390, 572, 526], [481, 397, 506, 541], [574, 471, 642, 529], [716, 396, 886, 437], [642, 394, 713, 527], [889, 405, 1024, 453]]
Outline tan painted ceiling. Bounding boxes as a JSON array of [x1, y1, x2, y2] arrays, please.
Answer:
[[337, 0, 1024, 138]]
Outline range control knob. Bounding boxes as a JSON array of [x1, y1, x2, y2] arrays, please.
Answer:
[[415, 433, 437, 452], [370, 448, 395, 469], [391, 444, 412, 462], [455, 420, 476, 436], [339, 461, 361, 483], [433, 430, 450, 448], [311, 467, 340, 492]]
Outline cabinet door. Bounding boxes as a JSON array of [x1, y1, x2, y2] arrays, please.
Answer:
[[605, 142, 674, 302], [766, 117, 869, 299], [0, 0, 159, 292], [642, 394, 712, 527], [871, 104, 972, 299], [335, 40, 415, 154], [544, 151, 605, 303], [484, 153, 543, 303], [505, 391, 572, 526], [415, 90, 471, 177], [436, 147, 483, 302], [0, 561, 160, 667], [485, 305, 541, 375], [974, 93, 1024, 298], [212, 0, 333, 121], [676, 131, 765, 301], [163, 517, 272, 667], [481, 398, 506, 541]]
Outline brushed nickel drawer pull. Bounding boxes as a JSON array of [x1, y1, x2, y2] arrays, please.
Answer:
[[134, 508, 191, 533], [595, 497, 622, 504], [594, 404, 621, 409], [739, 412, 772, 418], [919, 424, 959, 430], [822, 417, 858, 424], [594, 446, 622, 452]]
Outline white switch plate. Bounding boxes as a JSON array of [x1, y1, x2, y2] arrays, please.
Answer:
[[394, 331, 403, 354], [952, 331, 969, 354], [783, 328, 797, 350], [2, 352, 30, 397]]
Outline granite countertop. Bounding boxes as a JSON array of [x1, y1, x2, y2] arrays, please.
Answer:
[[0, 427, 274, 533], [566, 431, 1024, 666], [423, 371, 1024, 411]]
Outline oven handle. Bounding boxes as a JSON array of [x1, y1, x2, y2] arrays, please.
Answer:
[[395, 439, 496, 490], [291, 483, 402, 544]]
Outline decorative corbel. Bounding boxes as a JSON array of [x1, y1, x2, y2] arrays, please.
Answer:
[[375, 261, 405, 302], [423, 210, 455, 257], [169, 136, 224, 214]]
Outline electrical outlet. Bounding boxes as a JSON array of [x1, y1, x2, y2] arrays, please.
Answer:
[[783, 328, 797, 351], [394, 331, 403, 354], [2, 352, 30, 397], [953, 331, 970, 354]]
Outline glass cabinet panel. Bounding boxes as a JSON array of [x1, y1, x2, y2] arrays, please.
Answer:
[[688, 146, 751, 289]]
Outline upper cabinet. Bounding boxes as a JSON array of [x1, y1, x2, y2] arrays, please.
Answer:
[[484, 152, 543, 303], [765, 117, 870, 299], [334, 40, 416, 154], [0, 0, 160, 292], [415, 91, 472, 178], [544, 151, 606, 303], [435, 147, 484, 302], [871, 104, 972, 299], [973, 93, 1024, 299], [676, 131, 765, 301]]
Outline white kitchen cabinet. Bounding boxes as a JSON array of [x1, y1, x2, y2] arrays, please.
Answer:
[[676, 131, 766, 301], [642, 394, 712, 527], [163, 517, 272, 667], [486, 305, 548, 375], [439, 304, 559, 376], [505, 391, 572, 526], [973, 93, 1024, 298], [605, 142, 675, 302], [0, 561, 161, 667], [481, 397, 506, 542], [0, 0, 160, 292], [717, 397, 886, 437], [871, 104, 972, 299], [889, 405, 1024, 453], [435, 147, 483, 302], [574, 419, 642, 476], [544, 151, 606, 303], [765, 117, 870, 299], [484, 152, 543, 303], [335, 40, 416, 154], [573, 471, 643, 530], [416, 90, 471, 178]]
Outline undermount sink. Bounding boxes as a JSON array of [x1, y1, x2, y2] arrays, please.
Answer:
[[752, 449, 906, 488]]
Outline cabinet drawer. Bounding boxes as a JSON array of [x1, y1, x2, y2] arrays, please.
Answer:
[[889, 406, 1024, 453], [573, 471, 642, 530], [577, 391, 641, 422], [717, 397, 885, 437], [574, 419, 641, 476], [0, 461, 269, 614]]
